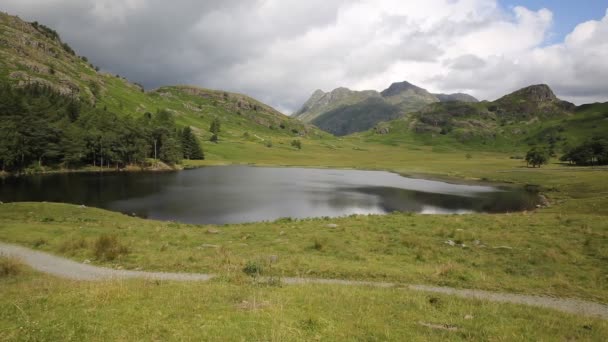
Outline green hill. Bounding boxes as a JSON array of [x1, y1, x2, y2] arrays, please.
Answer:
[[0, 12, 333, 172], [294, 80, 477, 136], [362, 84, 607, 153]]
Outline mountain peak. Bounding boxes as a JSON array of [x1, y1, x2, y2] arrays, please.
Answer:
[[381, 81, 427, 97], [500, 84, 558, 103]]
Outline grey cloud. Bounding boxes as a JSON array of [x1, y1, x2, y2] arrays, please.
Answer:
[[1, 1, 606, 112]]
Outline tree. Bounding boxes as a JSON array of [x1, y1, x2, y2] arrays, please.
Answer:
[[209, 118, 220, 142], [525, 147, 549, 168], [181, 126, 204, 160], [560, 138, 608, 166]]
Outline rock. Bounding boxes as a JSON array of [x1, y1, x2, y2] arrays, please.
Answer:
[[326, 224, 338, 228], [444, 240, 456, 246], [268, 255, 278, 263], [83, 259, 91, 264], [374, 126, 390, 134], [538, 194, 550, 207], [493, 246, 513, 250], [199, 244, 219, 249], [279, 231, 285, 236], [206, 228, 220, 234], [79, 204, 86, 208], [464, 315, 474, 320]]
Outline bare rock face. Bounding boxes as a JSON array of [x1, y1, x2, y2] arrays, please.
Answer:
[[496, 84, 560, 105], [512, 84, 558, 102]]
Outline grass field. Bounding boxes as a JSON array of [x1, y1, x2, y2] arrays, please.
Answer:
[[1, 261, 607, 341], [1, 144, 608, 340]]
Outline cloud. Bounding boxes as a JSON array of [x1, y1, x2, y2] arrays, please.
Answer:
[[2, 1, 607, 112]]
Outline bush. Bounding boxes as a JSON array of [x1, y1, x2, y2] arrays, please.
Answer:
[[312, 238, 324, 251], [291, 139, 302, 150], [0, 258, 23, 278], [265, 140, 273, 148], [243, 261, 263, 277], [93, 235, 129, 261]]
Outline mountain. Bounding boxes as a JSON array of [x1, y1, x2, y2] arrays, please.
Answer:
[[293, 87, 382, 123], [294, 80, 478, 136], [364, 83, 606, 152], [0, 12, 327, 171], [312, 97, 402, 136], [0, 12, 318, 138]]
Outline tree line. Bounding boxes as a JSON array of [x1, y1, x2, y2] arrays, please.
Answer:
[[0, 84, 203, 173], [560, 138, 608, 166]]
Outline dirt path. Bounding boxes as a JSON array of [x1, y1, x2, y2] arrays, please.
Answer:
[[2, 242, 607, 320], [0, 242, 214, 282]]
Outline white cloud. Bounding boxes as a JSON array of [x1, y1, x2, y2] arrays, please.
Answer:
[[1, 1, 607, 111]]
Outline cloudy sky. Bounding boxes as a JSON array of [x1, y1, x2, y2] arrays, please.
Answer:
[[2, 0, 607, 113]]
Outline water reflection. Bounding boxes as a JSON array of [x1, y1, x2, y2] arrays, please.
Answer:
[[0, 166, 537, 224]]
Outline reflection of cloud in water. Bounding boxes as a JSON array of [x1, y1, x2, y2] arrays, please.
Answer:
[[420, 205, 473, 215], [0, 166, 538, 224]]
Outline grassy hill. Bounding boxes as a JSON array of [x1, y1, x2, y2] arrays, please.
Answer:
[[361, 84, 607, 153], [0, 12, 336, 170], [294, 81, 478, 136]]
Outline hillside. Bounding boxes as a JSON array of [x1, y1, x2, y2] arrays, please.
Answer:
[[0, 12, 331, 171], [362, 84, 607, 152], [294, 80, 477, 136]]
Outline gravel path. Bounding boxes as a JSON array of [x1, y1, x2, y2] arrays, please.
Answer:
[[2, 242, 607, 319], [0, 242, 214, 282]]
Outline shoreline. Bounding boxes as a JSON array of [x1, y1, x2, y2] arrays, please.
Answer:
[[0, 162, 184, 178]]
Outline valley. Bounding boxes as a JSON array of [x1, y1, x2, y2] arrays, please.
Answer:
[[0, 9, 607, 341]]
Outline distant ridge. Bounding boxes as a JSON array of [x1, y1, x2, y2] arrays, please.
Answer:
[[293, 80, 478, 136]]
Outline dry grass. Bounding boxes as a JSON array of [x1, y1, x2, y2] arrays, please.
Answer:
[[0, 257, 23, 278], [93, 235, 129, 261]]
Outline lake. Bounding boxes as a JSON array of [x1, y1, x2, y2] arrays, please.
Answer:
[[0, 166, 538, 224]]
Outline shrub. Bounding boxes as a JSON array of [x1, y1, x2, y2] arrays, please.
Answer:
[[265, 140, 273, 148], [243, 261, 263, 277], [93, 235, 129, 261], [291, 139, 302, 150], [312, 238, 324, 251], [0, 258, 23, 278]]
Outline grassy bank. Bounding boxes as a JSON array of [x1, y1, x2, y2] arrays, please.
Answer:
[[1, 146, 607, 340], [1, 261, 606, 341], [1, 201, 606, 301]]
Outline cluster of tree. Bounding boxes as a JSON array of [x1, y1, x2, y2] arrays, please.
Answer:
[[525, 147, 549, 168], [0, 84, 203, 172], [30, 21, 76, 56], [560, 138, 608, 166]]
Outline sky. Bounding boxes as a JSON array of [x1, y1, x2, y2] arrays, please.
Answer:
[[1, 0, 607, 113]]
